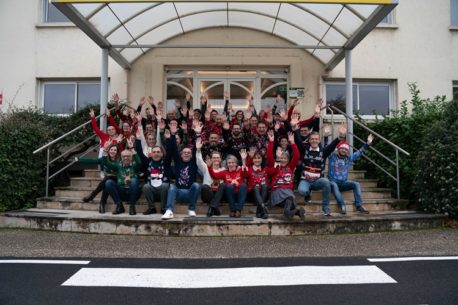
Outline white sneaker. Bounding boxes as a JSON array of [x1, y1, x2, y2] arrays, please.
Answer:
[[161, 210, 174, 220], [188, 210, 197, 217]]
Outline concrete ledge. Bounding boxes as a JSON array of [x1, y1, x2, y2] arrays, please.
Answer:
[[0, 209, 446, 236]]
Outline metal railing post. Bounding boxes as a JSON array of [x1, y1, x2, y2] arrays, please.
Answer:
[[46, 147, 50, 197], [396, 149, 400, 200]]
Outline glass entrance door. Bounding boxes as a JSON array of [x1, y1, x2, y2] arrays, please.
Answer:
[[199, 79, 254, 113]]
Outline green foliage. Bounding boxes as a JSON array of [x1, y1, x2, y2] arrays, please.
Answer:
[[354, 83, 448, 201], [0, 106, 98, 212], [413, 99, 458, 217]]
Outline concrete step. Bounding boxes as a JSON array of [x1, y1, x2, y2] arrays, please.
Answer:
[[0, 208, 446, 236], [37, 197, 403, 214], [83, 169, 368, 180], [55, 186, 392, 201], [70, 177, 380, 189]]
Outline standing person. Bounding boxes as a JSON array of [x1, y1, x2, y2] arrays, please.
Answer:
[[161, 125, 200, 220], [135, 125, 170, 215], [328, 134, 374, 214], [296, 122, 347, 216], [265, 130, 304, 220], [242, 147, 269, 219], [103, 140, 142, 215], [195, 137, 225, 217]]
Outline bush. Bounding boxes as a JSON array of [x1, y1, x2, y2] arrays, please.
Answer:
[[0, 106, 97, 212], [354, 83, 446, 200], [413, 99, 458, 217]]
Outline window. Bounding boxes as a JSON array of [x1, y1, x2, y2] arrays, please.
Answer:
[[43, 0, 71, 23], [42, 81, 100, 115], [453, 81, 458, 100], [452, 0, 458, 26], [324, 81, 393, 117], [379, 11, 394, 25]]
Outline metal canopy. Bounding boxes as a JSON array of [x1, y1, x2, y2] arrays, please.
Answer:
[[52, 0, 397, 70]]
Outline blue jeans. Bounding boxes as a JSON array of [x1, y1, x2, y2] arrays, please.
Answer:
[[105, 178, 140, 207], [298, 178, 331, 214], [165, 183, 201, 212], [330, 180, 363, 208], [226, 183, 247, 212]]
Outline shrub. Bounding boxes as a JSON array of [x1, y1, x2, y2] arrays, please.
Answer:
[[0, 106, 97, 212], [354, 83, 447, 200], [413, 99, 458, 217]]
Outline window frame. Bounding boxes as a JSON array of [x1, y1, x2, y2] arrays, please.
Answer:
[[451, 0, 458, 27], [42, 0, 72, 23], [40, 80, 102, 116], [323, 80, 395, 120], [453, 81, 458, 99]]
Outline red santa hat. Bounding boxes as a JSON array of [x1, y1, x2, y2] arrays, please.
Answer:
[[337, 141, 350, 151]]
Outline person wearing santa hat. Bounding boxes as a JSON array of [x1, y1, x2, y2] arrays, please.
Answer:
[[327, 134, 374, 214]]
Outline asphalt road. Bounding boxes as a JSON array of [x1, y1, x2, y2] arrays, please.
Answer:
[[1, 256, 457, 305]]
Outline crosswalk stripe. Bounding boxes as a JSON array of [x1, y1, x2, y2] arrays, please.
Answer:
[[62, 266, 397, 288], [368, 256, 458, 262], [0, 260, 90, 265]]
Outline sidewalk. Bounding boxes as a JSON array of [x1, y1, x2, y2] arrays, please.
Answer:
[[1, 228, 457, 258]]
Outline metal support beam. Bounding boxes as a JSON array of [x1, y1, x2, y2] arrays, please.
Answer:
[[112, 44, 342, 50], [100, 48, 109, 132], [345, 49, 353, 154]]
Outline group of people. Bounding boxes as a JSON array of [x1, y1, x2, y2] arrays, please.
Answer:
[[77, 92, 373, 220]]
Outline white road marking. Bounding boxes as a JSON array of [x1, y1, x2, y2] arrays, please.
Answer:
[[62, 265, 397, 288], [0, 260, 90, 265], [368, 256, 458, 262]]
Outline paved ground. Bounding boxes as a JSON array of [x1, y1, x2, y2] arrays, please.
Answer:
[[1, 228, 457, 258]]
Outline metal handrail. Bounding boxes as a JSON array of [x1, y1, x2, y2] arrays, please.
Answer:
[[324, 105, 410, 199], [33, 109, 114, 196]]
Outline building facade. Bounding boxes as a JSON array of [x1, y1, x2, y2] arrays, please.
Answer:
[[1, 0, 457, 118]]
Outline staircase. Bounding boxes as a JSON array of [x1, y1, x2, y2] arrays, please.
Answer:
[[0, 167, 446, 236]]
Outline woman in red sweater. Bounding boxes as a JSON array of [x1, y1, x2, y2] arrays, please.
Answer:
[[242, 147, 269, 219], [209, 155, 249, 218], [265, 130, 305, 220]]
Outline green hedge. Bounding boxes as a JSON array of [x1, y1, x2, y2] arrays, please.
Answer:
[[0, 106, 97, 212]]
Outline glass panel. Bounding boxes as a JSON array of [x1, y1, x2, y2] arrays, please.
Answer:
[[108, 3, 156, 22], [201, 81, 225, 112], [299, 3, 342, 24], [166, 83, 190, 112], [181, 12, 227, 32], [261, 78, 286, 94], [358, 85, 390, 116], [312, 48, 335, 64], [89, 6, 120, 36], [332, 7, 363, 36], [451, 0, 458, 26], [320, 27, 347, 46], [347, 4, 378, 19], [136, 20, 183, 45], [124, 3, 176, 38], [261, 84, 288, 113], [274, 21, 318, 46], [46, 2, 70, 23], [120, 48, 144, 63], [77, 83, 100, 110], [168, 78, 194, 93], [279, 4, 328, 39], [175, 2, 226, 16], [106, 27, 132, 45], [379, 11, 394, 25], [43, 84, 75, 114], [73, 3, 104, 18], [325, 84, 357, 114], [228, 3, 280, 17], [229, 11, 274, 32], [230, 82, 253, 112]]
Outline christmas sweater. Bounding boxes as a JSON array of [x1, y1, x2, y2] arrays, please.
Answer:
[[327, 143, 369, 183]]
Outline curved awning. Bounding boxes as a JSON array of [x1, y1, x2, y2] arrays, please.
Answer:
[[52, 0, 398, 70]]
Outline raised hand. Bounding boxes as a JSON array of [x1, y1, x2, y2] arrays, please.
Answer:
[[224, 91, 230, 100], [89, 109, 95, 118], [290, 113, 299, 127], [193, 121, 203, 134], [267, 129, 275, 142], [195, 137, 202, 150], [248, 146, 257, 158], [274, 122, 280, 131], [323, 124, 331, 137], [276, 147, 282, 160], [205, 156, 212, 167], [156, 108, 163, 119], [279, 109, 287, 121], [204, 110, 211, 121], [314, 100, 322, 117], [111, 93, 120, 103], [136, 126, 143, 139], [139, 96, 146, 106], [223, 121, 230, 130], [240, 149, 247, 160], [245, 110, 252, 120], [287, 131, 295, 144], [164, 129, 171, 139], [338, 122, 347, 138], [367, 133, 374, 145], [147, 96, 154, 105]]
